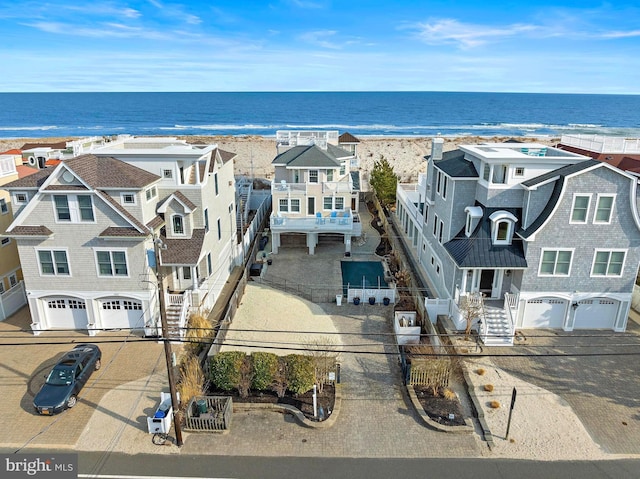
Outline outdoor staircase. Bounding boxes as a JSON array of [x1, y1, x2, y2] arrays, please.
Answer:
[[482, 305, 514, 346], [165, 303, 183, 341], [236, 177, 252, 234]]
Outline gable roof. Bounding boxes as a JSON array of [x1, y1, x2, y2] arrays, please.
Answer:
[[157, 190, 197, 214], [272, 145, 342, 168], [20, 141, 68, 150], [521, 159, 600, 188], [339, 132, 360, 143], [444, 206, 527, 268], [160, 228, 206, 265], [3, 169, 52, 188], [63, 154, 160, 189]]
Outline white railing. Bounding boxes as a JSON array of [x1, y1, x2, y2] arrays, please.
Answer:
[[0, 281, 27, 321], [271, 181, 307, 194], [270, 211, 359, 233], [322, 180, 353, 193], [561, 134, 640, 154], [0, 155, 17, 177], [503, 292, 518, 338]]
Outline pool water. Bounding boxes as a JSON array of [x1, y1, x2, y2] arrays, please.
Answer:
[[341, 261, 388, 294]]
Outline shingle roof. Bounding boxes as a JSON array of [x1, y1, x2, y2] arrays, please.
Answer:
[[64, 154, 160, 189], [3, 169, 52, 188], [339, 132, 360, 143], [160, 229, 206, 265], [7, 225, 53, 237], [522, 159, 599, 188], [96, 190, 147, 232], [434, 152, 478, 178], [272, 145, 341, 168], [517, 178, 564, 239], [327, 143, 353, 158], [146, 215, 165, 230], [20, 141, 68, 150], [444, 206, 528, 268], [98, 227, 147, 238]]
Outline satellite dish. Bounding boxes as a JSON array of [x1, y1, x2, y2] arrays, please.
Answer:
[[61, 171, 75, 183]]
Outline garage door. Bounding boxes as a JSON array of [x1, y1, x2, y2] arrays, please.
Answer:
[[100, 299, 144, 331], [46, 298, 88, 329], [573, 299, 619, 329], [522, 298, 567, 328]]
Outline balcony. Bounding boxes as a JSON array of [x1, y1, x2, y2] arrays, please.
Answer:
[[270, 210, 362, 236], [271, 181, 308, 194]]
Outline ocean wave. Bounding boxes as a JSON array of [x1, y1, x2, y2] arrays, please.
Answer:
[[0, 125, 59, 131]]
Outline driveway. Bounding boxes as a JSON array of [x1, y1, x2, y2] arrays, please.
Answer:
[[0, 306, 164, 450], [491, 314, 640, 455]]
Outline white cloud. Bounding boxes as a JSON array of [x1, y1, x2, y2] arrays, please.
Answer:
[[411, 18, 538, 48], [600, 29, 640, 39], [298, 30, 341, 49]]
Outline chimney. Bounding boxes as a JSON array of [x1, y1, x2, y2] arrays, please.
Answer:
[[431, 137, 444, 162]]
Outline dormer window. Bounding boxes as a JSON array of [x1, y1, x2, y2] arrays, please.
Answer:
[[489, 211, 518, 245], [172, 214, 185, 235], [464, 206, 483, 237]]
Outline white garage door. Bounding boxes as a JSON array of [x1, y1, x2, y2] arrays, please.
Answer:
[[46, 298, 88, 329], [522, 298, 567, 328], [573, 299, 619, 329], [100, 299, 144, 331]]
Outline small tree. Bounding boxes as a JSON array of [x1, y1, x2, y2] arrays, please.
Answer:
[[285, 355, 316, 395], [237, 355, 254, 398], [370, 155, 399, 207], [460, 293, 484, 339], [271, 356, 289, 398], [305, 337, 339, 393]]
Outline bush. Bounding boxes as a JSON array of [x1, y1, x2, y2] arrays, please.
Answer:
[[251, 352, 279, 391], [489, 400, 501, 409], [285, 354, 316, 395], [442, 388, 457, 400], [476, 368, 486, 375], [177, 353, 205, 409], [484, 384, 494, 392], [271, 356, 289, 398], [185, 311, 214, 354], [209, 351, 246, 391]]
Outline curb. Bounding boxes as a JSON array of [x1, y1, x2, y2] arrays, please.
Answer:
[[461, 367, 495, 449], [232, 383, 342, 429], [406, 386, 474, 434]]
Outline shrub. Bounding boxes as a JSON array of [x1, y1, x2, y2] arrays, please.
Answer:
[[442, 388, 457, 400], [271, 356, 289, 398], [476, 368, 486, 375], [237, 355, 254, 399], [185, 311, 214, 354], [177, 353, 205, 409], [251, 352, 278, 391], [489, 400, 501, 409], [285, 354, 316, 395], [209, 351, 246, 391], [484, 384, 494, 392]]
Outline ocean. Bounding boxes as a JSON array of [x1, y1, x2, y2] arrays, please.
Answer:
[[0, 91, 639, 139]]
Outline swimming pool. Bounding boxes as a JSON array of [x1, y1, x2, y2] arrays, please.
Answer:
[[341, 261, 389, 295]]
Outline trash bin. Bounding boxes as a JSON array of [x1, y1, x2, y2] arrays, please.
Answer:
[[197, 399, 207, 414], [336, 294, 343, 306]]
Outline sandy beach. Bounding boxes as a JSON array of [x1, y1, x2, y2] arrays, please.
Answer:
[[0, 135, 560, 181]]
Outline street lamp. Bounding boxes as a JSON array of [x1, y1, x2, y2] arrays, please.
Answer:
[[153, 235, 184, 447]]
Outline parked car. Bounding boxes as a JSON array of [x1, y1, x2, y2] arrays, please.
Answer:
[[33, 344, 102, 415]]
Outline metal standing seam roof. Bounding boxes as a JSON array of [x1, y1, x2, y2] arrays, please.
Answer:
[[272, 145, 342, 168], [444, 206, 528, 268], [521, 159, 600, 188]]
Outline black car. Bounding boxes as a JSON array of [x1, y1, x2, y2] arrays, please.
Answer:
[[33, 344, 102, 415]]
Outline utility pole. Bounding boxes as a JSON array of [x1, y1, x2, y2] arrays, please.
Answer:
[[153, 236, 184, 447]]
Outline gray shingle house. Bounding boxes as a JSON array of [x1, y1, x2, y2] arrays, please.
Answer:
[[396, 139, 640, 345], [4, 137, 238, 337]]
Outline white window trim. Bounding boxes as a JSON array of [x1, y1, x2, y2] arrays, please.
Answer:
[[492, 220, 514, 245], [120, 192, 137, 205], [514, 167, 525, 177], [433, 214, 439, 237], [590, 248, 627, 278], [93, 248, 130, 278], [290, 198, 301, 213], [1, 237, 10, 247], [14, 192, 28, 205], [162, 169, 173, 179], [570, 193, 592, 224], [8, 273, 18, 287], [145, 185, 158, 202], [171, 214, 186, 236], [593, 194, 616, 224], [217, 217, 222, 241], [538, 248, 574, 277], [0, 198, 7, 215], [309, 170, 319, 184], [214, 173, 219, 196], [36, 247, 71, 277]]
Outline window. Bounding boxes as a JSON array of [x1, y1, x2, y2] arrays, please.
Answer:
[[78, 195, 94, 221], [492, 165, 507, 184], [323, 197, 332, 210], [0, 282, 4, 294], [96, 251, 128, 277], [9, 273, 17, 287], [15, 193, 27, 204], [571, 195, 591, 223], [489, 210, 517, 245], [290, 199, 300, 213], [214, 173, 219, 195], [594, 195, 614, 224], [54, 195, 70, 220], [0, 198, 7, 214], [163, 169, 173, 179], [591, 250, 626, 277], [309, 170, 318, 183], [539, 249, 572, 276], [334, 197, 344, 210], [204, 208, 209, 232], [433, 214, 439, 237], [339, 162, 346, 176], [145, 186, 157, 201], [207, 253, 212, 275], [436, 171, 448, 199], [279, 198, 288, 212], [1, 237, 10, 247], [326, 169, 333, 182], [465, 215, 472, 236], [483, 164, 490, 181], [183, 267, 192, 280], [496, 221, 510, 241], [438, 220, 444, 244], [217, 218, 221, 240], [514, 167, 525, 177], [38, 250, 70, 276], [172, 215, 184, 235], [121, 193, 136, 205], [436, 171, 441, 194]]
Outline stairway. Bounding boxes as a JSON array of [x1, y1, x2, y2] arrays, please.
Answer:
[[236, 178, 252, 234], [482, 306, 514, 346], [165, 304, 183, 341]]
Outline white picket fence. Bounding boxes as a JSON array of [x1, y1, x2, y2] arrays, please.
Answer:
[[0, 281, 27, 321]]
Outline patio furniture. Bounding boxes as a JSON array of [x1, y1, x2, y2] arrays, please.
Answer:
[[316, 212, 325, 224]]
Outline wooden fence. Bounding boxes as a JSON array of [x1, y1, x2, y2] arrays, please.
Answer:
[[184, 396, 232, 432], [408, 358, 451, 388]]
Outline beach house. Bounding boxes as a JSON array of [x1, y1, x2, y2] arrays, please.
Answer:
[[4, 136, 238, 337], [269, 131, 362, 255], [395, 139, 640, 345]]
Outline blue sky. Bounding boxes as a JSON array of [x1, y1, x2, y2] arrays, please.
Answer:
[[1, 0, 639, 93]]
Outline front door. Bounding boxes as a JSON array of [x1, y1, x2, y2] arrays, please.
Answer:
[[479, 270, 494, 295], [308, 197, 315, 215]]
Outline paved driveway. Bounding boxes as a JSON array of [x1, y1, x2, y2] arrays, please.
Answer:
[[0, 306, 164, 450], [491, 315, 640, 455]]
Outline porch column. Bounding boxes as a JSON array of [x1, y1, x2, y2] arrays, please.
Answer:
[[344, 234, 351, 254], [29, 297, 43, 336], [272, 232, 280, 254], [86, 299, 99, 337], [307, 232, 318, 255]]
